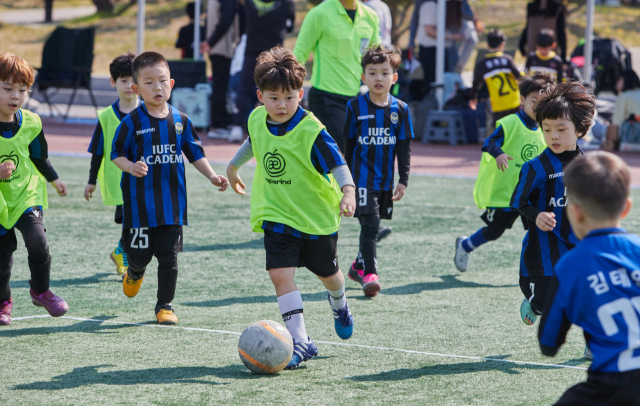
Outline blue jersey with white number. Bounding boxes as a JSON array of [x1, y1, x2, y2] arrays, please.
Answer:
[[539, 228, 640, 373]]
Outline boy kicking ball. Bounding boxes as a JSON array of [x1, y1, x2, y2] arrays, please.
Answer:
[[226, 47, 356, 370], [510, 81, 596, 325], [111, 52, 229, 325], [539, 152, 640, 405], [344, 45, 413, 297]]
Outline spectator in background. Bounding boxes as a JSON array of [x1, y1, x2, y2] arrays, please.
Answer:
[[364, 0, 392, 48], [175, 2, 206, 59], [525, 28, 564, 83], [603, 70, 640, 151], [519, 0, 567, 63], [200, 0, 244, 139]]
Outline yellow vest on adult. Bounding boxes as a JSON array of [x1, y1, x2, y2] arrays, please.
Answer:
[[0, 109, 48, 229], [248, 106, 342, 235], [293, 0, 380, 97], [96, 105, 124, 206], [473, 113, 547, 209]]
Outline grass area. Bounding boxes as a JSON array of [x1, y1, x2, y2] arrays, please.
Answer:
[[0, 0, 93, 11], [4, 156, 640, 405]]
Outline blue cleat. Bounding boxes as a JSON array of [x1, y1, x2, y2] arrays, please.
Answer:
[[329, 294, 354, 339], [520, 298, 538, 325], [286, 339, 318, 370]]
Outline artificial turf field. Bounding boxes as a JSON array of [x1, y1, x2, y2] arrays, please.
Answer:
[[4, 156, 640, 406]]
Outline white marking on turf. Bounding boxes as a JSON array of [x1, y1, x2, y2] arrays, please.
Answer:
[[12, 315, 588, 371]]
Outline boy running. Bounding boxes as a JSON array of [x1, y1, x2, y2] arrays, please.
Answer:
[[344, 45, 413, 296], [510, 81, 596, 325], [455, 73, 554, 272], [0, 53, 69, 325], [539, 151, 640, 405], [85, 53, 138, 276], [111, 52, 229, 325], [226, 47, 356, 370]]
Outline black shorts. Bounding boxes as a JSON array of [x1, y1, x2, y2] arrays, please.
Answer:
[[480, 208, 527, 231], [122, 225, 183, 268], [519, 276, 553, 315], [554, 369, 640, 406], [114, 205, 123, 225], [355, 188, 394, 220], [0, 207, 45, 257], [264, 229, 339, 278]]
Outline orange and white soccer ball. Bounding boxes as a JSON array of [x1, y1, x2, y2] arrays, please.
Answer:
[[238, 320, 294, 374]]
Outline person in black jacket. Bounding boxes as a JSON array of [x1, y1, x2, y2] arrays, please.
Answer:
[[519, 0, 567, 63], [175, 3, 206, 59]]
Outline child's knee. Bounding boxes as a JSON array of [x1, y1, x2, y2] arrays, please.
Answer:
[[0, 256, 12, 284], [22, 225, 49, 262], [359, 215, 380, 238], [481, 226, 506, 241], [155, 251, 178, 267]]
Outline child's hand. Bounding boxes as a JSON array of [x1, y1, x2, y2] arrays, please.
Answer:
[[536, 212, 556, 232], [469, 99, 478, 111], [0, 161, 15, 179], [210, 174, 230, 191], [496, 154, 513, 172], [226, 164, 246, 195], [129, 161, 148, 177], [340, 185, 356, 217], [84, 184, 96, 201], [52, 179, 68, 197], [392, 183, 406, 201]]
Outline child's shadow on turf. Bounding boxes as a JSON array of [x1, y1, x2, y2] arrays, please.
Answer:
[[12, 364, 266, 390], [183, 291, 329, 307], [11, 273, 114, 288], [346, 356, 560, 381], [0, 316, 131, 338], [381, 275, 516, 295]]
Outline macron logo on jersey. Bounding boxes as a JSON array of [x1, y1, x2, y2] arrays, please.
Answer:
[[357, 114, 375, 121], [140, 144, 184, 165], [136, 128, 156, 135], [549, 172, 564, 180]]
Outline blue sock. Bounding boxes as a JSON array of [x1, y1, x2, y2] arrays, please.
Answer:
[[115, 238, 124, 255], [462, 229, 489, 253]]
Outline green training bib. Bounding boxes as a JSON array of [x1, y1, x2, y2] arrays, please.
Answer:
[[96, 105, 124, 206], [0, 109, 48, 229], [248, 106, 342, 235], [473, 113, 546, 209]]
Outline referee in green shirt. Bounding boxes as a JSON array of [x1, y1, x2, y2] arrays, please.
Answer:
[[294, 0, 380, 152]]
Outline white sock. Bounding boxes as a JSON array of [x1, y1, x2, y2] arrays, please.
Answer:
[[277, 291, 308, 343], [327, 284, 346, 310]]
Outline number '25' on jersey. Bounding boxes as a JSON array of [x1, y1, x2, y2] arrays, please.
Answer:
[[111, 104, 205, 229], [344, 93, 413, 191], [539, 228, 640, 373]]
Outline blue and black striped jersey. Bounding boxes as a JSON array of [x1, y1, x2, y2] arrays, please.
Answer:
[[111, 104, 205, 229], [344, 93, 413, 191], [510, 148, 581, 276]]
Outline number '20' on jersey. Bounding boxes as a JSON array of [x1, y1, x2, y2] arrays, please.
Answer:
[[344, 93, 413, 191], [111, 104, 205, 229]]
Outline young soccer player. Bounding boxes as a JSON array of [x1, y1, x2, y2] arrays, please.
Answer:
[[85, 53, 138, 276], [111, 51, 229, 325], [455, 73, 554, 272], [469, 29, 523, 131], [539, 151, 640, 405], [510, 81, 596, 326], [226, 47, 356, 370], [525, 29, 564, 83], [0, 53, 69, 325], [344, 45, 413, 296]]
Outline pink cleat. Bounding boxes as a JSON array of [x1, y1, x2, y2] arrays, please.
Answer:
[[0, 298, 12, 325], [362, 274, 381, 297], [348, 261, 364, 285], [30, 289, 69, 317]]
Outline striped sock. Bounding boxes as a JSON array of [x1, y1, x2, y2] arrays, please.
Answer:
[[327, 284, 346, 310], [277, 291, 309, 343], [462, 229, 489, 253]]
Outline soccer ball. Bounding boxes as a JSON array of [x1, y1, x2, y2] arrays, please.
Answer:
[[238, 320, 293, 374]]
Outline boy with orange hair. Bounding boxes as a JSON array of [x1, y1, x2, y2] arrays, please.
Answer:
[[0, 53, 69, 325]]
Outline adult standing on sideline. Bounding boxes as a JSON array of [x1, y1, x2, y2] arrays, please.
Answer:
[[364, 0, 392, 48], [200, 0, 243, 139], [603, 70, 640, 151], [519, 0, 567, 63], [294, 0, 380, 152]]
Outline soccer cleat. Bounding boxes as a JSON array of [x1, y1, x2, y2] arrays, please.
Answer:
[[122, 270, 144, 298], [454, 237, 470, 272], [348, 261, 364, 285], [155, 302, 178, 325], [520, 298, 538, 325], [362, 274, 381, 297], [377, 226, 393, 242], [285, 339, 318, 370], [584, 345, 593, 360], [0, 298, 12, 325], [110, 248, 128, 275], [228, 126, 244, 143], [329, 294, 354, 339], [30, 289, 69, 317]]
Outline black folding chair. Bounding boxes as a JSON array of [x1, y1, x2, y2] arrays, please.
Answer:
[[33, 26, 98, 119]]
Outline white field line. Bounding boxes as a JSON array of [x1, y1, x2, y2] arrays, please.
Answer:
[[11, 315, 588, 371]]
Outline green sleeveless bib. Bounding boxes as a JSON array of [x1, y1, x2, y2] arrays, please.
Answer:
[[473, 114, 546, 209], [96, 105, 124, 206], [248, 106, 342, 235], [0, 109, 48, 228]]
